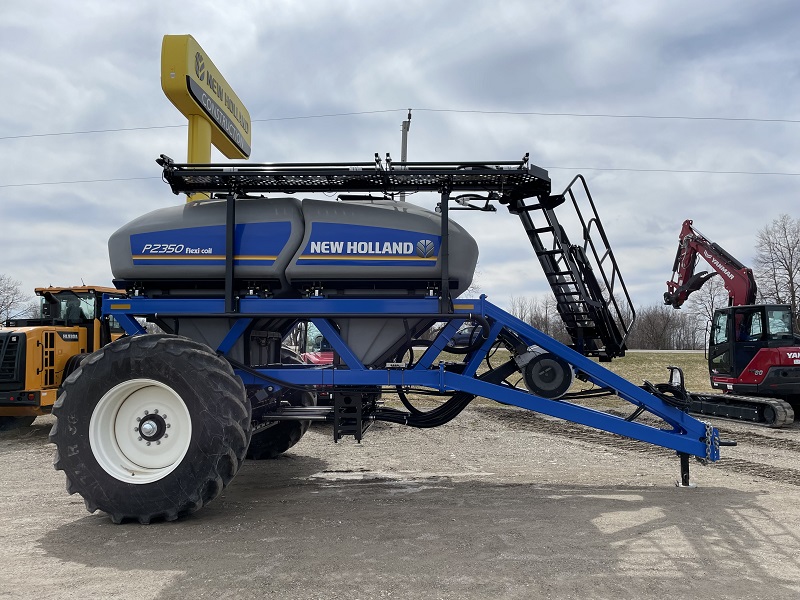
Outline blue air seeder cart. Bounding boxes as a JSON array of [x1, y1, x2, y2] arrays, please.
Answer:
[[50, 154, 727, 523]]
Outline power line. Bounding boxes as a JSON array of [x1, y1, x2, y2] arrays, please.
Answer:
[[544, 166, 800, 176], [0, 176, 159, 188], [2, 107, 798, 141], [257, 108, 405, 122], [415, 108, 800, 124], [0, 110, 409, 141], [0, 125, 186, 141]]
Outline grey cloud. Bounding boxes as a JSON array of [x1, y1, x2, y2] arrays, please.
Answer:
[[2, 0, 799, 309]]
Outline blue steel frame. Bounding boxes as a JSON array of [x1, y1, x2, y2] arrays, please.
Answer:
[[104, 293, 720, 463]]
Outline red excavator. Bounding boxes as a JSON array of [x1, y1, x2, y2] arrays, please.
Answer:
[[664, 219, 797, 426]]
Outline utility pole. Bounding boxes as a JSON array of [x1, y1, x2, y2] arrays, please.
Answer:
[[400, 109, 411, 201]]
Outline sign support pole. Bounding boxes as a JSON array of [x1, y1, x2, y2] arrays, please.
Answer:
[[187, 115, 212, 202], [187, 115, 212, 164]]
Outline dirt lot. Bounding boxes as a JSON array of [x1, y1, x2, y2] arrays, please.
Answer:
[[2, 405, 800, 600]]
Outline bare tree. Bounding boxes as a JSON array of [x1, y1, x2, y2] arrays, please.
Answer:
[[540, 296, 571, 344], [625, 304, 699, 350], [0, 274, 34, 322], [507, 294, 569, 344], [672, 311, 702, 349], [685, 275, 729, 322], [508, 295, 534, 324], [681, 275, 728, 347], [754, 214, 800, 321]]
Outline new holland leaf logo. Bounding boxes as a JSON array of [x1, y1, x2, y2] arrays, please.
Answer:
[[195, 52, 206, 81], [416, 240, 435, 258]]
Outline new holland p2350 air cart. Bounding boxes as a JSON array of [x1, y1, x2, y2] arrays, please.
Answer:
[[50, 154, 728, 523]]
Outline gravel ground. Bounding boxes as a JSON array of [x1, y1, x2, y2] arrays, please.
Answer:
[[2, 407, 800, 600]]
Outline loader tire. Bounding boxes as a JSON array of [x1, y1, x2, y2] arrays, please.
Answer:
[[62, 353, 89, 380], [49, 334, 251, 524]]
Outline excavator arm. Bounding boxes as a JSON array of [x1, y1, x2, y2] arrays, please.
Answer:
[[664, 219, 757, 308]]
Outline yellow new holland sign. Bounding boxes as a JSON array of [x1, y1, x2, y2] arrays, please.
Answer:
[[161, 34, 251, 160]]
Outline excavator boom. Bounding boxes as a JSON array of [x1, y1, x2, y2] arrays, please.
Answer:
[[664, 219, 757, 308]]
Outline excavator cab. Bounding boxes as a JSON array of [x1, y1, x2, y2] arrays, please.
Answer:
[[709, 305, 796, 378]]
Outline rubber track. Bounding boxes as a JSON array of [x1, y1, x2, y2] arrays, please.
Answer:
[[688, 393, 795, 428]]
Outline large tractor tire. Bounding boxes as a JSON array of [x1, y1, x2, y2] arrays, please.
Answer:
[[247, 354, 315, 460], [49, 334, 251, 524]]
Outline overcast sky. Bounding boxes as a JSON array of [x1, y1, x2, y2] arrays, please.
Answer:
[[2, 0, 798, 313]]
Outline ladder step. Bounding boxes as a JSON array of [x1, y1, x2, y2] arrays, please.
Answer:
[[531, 226, 554, 235], [561, 312, 591, 318], [517, 203, 546, 213], [537, 249, 564, 257]]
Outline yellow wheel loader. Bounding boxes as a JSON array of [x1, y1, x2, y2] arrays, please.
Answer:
[[0, 286, 125, 430]]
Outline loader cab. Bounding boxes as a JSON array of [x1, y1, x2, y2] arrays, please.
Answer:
[[32, 287, 125, 352], [708, 304, 795, 377], [39, 291, 94, 324]]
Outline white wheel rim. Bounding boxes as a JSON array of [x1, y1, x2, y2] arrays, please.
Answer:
[[89, 378, 192, 484]]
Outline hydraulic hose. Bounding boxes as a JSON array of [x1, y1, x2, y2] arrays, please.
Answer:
[[378, 357, 521, 428], [444, 314, 492, 355], [375, 391, 475, 428], [641, 380, 691, 410]]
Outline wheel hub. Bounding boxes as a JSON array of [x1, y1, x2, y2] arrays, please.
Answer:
[[137, 412, 168, 443]]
